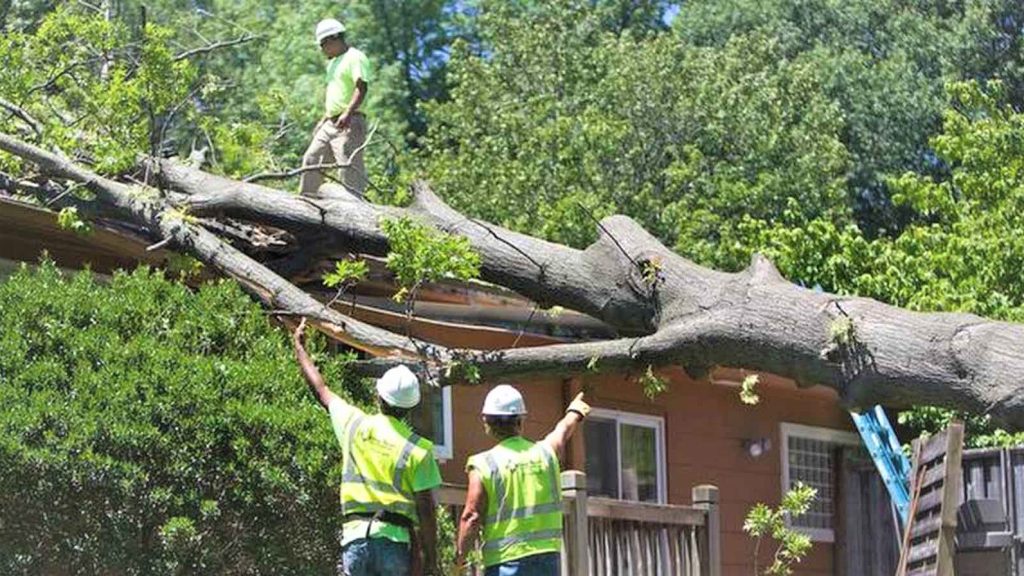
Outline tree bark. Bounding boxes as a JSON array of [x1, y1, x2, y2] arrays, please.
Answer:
[[147, 159, 657, 335], [5, 134, 1024, 429], [0, 134, 434, 360]]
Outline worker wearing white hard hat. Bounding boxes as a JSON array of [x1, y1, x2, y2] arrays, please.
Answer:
[[455, 385, 590, 575], [300, 17, 372, 199], [292, 319, 440, 576]]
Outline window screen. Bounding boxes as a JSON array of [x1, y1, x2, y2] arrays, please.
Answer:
[[585, 413, 662, 503], [786, 435, 837, 530]]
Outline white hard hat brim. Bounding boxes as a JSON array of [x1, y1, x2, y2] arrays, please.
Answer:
[[380, 394, 420, 409]]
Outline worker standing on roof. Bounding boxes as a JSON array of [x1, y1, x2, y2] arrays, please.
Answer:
[[301, 18, 371, 198], [455, 385, 590, 575], [293, 319, 439, 576]]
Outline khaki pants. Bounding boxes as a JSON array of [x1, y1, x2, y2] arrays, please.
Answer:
[[299, 114, 367, 197]]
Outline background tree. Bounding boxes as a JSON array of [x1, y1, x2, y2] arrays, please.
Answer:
[[418, 2, 851, 261], [751, 80, 1024, 445]]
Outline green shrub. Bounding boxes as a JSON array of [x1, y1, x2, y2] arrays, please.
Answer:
[[0, 260, 369, 574]]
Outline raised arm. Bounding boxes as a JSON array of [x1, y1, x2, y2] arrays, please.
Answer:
[[292, 318, 338, 410], [542, 392, 590, 458]]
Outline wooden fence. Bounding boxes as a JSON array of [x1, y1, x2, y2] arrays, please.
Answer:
[[956, 446, 1024, 574], [436, 470, 721, 576], [846, 445, 1024, 574]]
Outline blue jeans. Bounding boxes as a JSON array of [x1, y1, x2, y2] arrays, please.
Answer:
[[338, 537, 411, 576], [484, 552, 560, 576]]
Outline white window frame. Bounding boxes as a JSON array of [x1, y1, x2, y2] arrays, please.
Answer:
[[779, 423, 860, 543], [588, 408, 667, 504], [433, 386, 454, 462]]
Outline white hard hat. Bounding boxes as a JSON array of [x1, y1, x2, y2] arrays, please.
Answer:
[[376, 365, 420, 409], [315, 18, 346, 44], [482, 384, 527, 416]]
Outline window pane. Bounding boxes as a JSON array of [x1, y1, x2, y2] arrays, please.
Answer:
[[411, 385, 445, 447], [787, 436, 835, 530], [585, 418, 619, 499], [621, 423, 659, 502]]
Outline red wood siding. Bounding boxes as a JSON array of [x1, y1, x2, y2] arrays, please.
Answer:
[[444, 367, 854, 576]]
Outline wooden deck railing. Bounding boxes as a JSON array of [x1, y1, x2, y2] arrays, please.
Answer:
[[436, 470, 721, 576]]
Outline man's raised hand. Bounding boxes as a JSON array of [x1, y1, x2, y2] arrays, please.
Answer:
[[293, 317, 308, 348]]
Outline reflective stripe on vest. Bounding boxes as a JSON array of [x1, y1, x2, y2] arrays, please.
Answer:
[[472, 437, 563, 566], [340, 414, 425, 524], [482, 529, 565, 553]]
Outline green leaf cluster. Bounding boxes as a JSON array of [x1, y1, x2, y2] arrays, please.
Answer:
[[740, 374, 761, 406], [743, 482, 816, 575], [418, 2, 850, 257], [0, 260, 369, 573], [380, 216, 481, 300], [56, 206, 92, 236], [640, 365, 668, 399], [322, 258, 370, 289]]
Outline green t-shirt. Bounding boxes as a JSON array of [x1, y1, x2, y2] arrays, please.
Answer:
[[324, 47, 371, 117], [328, 396, 441, 546]]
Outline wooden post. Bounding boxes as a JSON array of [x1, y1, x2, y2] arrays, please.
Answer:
[[693, 485, 721, 576], [936, 422, 964, 576], [562, 470, 589, 576]]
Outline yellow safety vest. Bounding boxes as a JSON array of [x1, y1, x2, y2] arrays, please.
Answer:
[[468, 436, 563, 567], [340, 413, 431, 525]]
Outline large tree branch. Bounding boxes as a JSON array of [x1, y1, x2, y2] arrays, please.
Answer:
[[6, 135, 1024, 428], [147, 159, 656, 334], [352, 288, 1024, 429], [0, 132, 432, 361], [144, 160, 1024, 428]]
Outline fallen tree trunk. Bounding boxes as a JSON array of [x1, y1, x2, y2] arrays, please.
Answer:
[[0, 134, 432, 360], [146, 158, 658, 335], [5, 133, 1024, 428]]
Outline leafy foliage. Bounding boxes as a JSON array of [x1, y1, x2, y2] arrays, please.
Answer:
[[419, 2, 850, 260], [743, 482, 816, 576], [639, 365, 668, 399], [322, 258, 370, 290], [0, 5, 195, 173], [56, 206, 92, 236], [740, 374, 761, 406], [0, 260, 368, 574], [380, 216, 481, 301]]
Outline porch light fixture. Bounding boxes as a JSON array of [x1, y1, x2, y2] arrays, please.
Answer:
[[743, 437, 772, 458]]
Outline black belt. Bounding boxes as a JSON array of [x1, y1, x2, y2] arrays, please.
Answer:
[[344, 510, 415, 532], [328, 111, 365, 121]]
